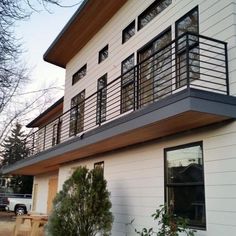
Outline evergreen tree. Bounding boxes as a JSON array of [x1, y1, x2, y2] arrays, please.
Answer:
[[0, 123, 33, 194], [47, 166, 113, 236], [1, 123, 29, 165]]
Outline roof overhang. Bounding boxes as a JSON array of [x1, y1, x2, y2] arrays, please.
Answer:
[[27, 97, 63, 128], [43, 0, 128, 68], [3, 89, 236, 175]]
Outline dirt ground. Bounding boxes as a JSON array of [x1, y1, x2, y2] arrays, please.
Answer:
[[0, 211, 15, 236]]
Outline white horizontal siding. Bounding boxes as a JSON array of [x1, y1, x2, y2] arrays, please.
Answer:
[[51, 121, 235, 235]]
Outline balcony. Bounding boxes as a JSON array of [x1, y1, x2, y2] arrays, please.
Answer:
[[3, 32, 236, 175]]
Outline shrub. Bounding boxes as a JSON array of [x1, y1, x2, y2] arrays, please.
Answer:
[[134, 205, 196, 236], [47, 166, 113, 236]]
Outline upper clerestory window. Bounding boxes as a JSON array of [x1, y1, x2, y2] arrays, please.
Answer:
[[98, 45, 109, 64], [122, 20, 135, 44], [138, 0, 172, 30], [72, 64, 87, 85]]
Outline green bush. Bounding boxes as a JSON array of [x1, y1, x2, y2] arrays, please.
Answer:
[[134, 205, 196, 236], [47, 166, 113, 236]]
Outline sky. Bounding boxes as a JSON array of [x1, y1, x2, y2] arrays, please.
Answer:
[[0, 1, 84, 142], [15, 1, 81, 101]]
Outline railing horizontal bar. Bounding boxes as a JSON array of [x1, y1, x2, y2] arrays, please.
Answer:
[[196, 47, 225, 57], [197, 59, 226, 69], [193, 52, 226, 63], [190, 83, 226, 93], [16, 32, 229, 164]]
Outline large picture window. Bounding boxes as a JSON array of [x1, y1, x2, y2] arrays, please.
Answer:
[[165, 142, 206, 229], [138, 28, 172, 107], [121, 54, 135, 113], [69, 90, 85, 136], [96, 74, 107, 125], [176, 7, 199, 87]]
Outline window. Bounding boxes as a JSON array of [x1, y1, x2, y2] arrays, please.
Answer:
[[96, 74, 107, 125], [72, 64, 87, 85], [121, 54, 135, 113], [52, 121, 62, 146], [69, 90, 85, 136], [138, 0, 172, 30], [138, 28, 172, 107], [94, 161, 104, 176], [52, 124, 57, 146], [175, 7, 199, 87], [165, 142, 206, 229], [94, 161, 104, 169], [122, 20, 135, 44], [98, 45, 108, 63]]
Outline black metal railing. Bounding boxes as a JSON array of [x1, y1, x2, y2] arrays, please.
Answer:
[[22, 32, 228, 159]]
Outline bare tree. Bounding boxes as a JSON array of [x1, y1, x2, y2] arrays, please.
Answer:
[[0, 0, 78, 142]]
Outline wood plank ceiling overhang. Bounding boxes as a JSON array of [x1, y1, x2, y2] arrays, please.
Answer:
[[43, 0, 128, 68]]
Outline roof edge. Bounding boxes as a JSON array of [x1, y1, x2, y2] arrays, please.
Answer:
[[26, 97, 64, 128], [43, 0, 89, 66]]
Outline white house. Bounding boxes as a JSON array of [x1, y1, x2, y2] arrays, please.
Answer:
[[3, 0, 236, 235]]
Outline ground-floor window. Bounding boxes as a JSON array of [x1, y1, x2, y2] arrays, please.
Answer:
[[164, 141, 206, 229]]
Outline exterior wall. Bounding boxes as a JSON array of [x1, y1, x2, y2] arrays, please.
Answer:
[[56, 121, 236, 236], [33, 171, 58, 213], [63, 0, 236, 115]]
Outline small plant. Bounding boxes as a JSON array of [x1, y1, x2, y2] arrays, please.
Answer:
[[47, 166, 113, 236], [134, 205, 196, 236]]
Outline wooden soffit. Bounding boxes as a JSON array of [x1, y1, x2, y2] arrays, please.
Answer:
[[43, 0, 128, 68]]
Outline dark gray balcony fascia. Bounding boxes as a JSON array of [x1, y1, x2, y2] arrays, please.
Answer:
[[3, 88, 236, 175]]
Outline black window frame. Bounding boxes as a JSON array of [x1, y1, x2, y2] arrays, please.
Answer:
[[98, 45, 109, 64], [164, 141, 206, 230], [96, 74, 107, 125], [94, 161, 104, 176], [52, 121, 62, 146], [94, 161, 104, 169], [175, 6, 199, 88], [72, 64, 87, 85], [138, 0, 172, 30], [69, 90, 85, 136], [121, 54, 135, 113], [122, 20, 135, 44], [137, 27, 172, 107], [52, 123, 57, 146]]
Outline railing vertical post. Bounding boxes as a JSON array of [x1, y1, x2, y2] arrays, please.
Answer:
[[186, 33, 190, 90], [32, 133, 35, 154], [224, 42, 230, 95], [136, 64, 140, 109], [43, 126, 46, 150], [74, 105, 78, 135], [56, 117, 61, 144], [133, 67, 136, 111], [99, 89, 102, 126]]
